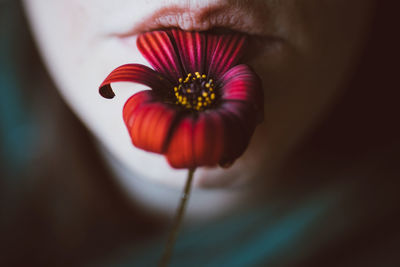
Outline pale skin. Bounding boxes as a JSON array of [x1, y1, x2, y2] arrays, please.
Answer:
[[23, 0, 374, 220]]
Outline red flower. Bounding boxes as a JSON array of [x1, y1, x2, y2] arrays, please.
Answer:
[[99, 29, 264, 169]]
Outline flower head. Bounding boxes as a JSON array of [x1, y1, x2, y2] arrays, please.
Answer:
[[99, 29, 264, 169]]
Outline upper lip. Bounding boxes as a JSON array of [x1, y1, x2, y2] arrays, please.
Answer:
[[111, 3, 279, 39]]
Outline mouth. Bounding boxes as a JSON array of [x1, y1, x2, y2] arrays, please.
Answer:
[[115, 4, 267, 35], [110, 4, 284, 64]]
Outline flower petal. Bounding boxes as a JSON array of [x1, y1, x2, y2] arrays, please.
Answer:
[[171, 29, 206, 75], [217, 101, 259, 167], [164, 100, 260, 169], [123, 91, 180, 153], [99, 64, 170, 99], [127, 101, 180, 154], [205, 33, 220, 72], [193, 112, 224, 166], [123, 90, 155, 128], [137, 31, 184, 83], [165, 117, 196, 169], [219, 64, 264, 122], [207, 33, 247, 79]]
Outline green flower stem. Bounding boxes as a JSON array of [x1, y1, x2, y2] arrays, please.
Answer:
[[159, 168, 196, 267]]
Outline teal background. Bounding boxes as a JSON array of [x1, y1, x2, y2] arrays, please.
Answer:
[[0, 0, 36, 179]]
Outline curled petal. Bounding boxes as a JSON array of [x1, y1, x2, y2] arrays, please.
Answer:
[[166, 117, 196, 169], [193, 112, 224, 166], [99, 64, 170, 99], [137, 31, 184, 83], [126, 99, 180, 154], [171, 29, 206, 75], [220, 64, 264, 123], [208, 33, 247, 79]]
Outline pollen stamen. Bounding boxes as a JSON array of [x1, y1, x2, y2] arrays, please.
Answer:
[[174, 72, 217, 111]]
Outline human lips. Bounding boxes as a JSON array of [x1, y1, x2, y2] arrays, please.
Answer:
[[108, 3, 285, 66], [115, 4, 264, 35], [106, 1, 283, 40]]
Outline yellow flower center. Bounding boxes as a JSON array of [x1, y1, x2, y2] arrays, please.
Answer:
[[174, 72, 217, 111]]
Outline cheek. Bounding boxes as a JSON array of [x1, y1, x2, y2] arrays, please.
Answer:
[[61, 1, 90, 41], [236, 0, 374, 188], [25, 0, 91, 42], [25, 0, 197, 189]]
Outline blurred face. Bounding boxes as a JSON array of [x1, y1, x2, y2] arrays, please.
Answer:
[[23, 0, 373, 190]]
